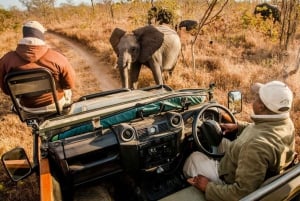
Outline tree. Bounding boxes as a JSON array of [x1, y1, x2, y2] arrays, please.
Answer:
[[186, 0, 229, 72], [19, 0, 33, 11], [90, 0, 95, 13], [279, 0, 299, 50], [19, 0, 56, 15], [279, 1, 300, 78], [103, 0, 114, 19]]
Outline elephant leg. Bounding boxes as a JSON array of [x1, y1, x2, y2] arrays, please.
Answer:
[[149, 59, 164, 85], [163, 71, 172, 82], [130, 63, 142, 89]]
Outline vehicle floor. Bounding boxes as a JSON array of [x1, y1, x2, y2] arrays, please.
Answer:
[[72, 171, 189, 201]]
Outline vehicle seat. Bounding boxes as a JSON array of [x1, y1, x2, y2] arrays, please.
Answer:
[[159, 186, 206, 201], [241, 161, 300, 201], [4, 68, 62, 123]]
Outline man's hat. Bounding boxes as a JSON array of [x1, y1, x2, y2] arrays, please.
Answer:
[[251, 81, 293, 114], [18, 21, 46, 45]]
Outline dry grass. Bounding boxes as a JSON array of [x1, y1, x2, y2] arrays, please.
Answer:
[[0, 1, 300, 200]]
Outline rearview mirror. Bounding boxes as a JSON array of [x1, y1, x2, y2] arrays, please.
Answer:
[[1, 147, 32, 181], [228, 91, 242, 114]]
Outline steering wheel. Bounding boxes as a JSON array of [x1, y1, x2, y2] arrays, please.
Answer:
[[192, 103, 237, 158]]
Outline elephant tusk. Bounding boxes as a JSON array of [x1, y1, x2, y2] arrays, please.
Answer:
[[116, 64, 130, 70], [124, 62, 131, 70]]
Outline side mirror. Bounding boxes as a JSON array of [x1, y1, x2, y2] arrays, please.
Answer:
[[228, 91, 242, 114], [1, 147, 32, 181]]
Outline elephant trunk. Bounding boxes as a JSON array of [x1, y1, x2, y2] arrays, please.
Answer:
[[117, 52, 132, 70], [118, 62, 131, 89], [117, 59, 129, 70], [117, 53, 132, 88]]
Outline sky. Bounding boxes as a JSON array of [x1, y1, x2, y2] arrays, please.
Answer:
[[0, 0, 92, 10]]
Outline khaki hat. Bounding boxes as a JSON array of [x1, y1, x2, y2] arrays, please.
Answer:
[[251, 81, 293, 114], [18, 21, 46, 45]]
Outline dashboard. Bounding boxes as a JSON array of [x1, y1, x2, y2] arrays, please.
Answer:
[[48, 111, 185, 185], [113, 112, 184, 172]]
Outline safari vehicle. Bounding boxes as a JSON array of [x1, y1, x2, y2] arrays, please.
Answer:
[[2, 68, 300, 201]]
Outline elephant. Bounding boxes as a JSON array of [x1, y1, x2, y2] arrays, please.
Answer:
[[254, 3, 281, 23], [109, 25, 181, 89], [176, 20, 198, 31]]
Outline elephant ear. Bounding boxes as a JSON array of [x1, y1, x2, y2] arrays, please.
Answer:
[[110, 28, 126, 55], [133, 25, 164, 63]]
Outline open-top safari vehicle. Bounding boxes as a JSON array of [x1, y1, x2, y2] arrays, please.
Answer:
[[2, 68, 300, 201]]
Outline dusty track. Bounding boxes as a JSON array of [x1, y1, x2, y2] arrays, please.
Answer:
[[45, 32, 121, 93]]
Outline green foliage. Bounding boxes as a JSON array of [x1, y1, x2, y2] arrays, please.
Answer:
[[147, 6, 174, 24], [261, 58, 275, 68], [255, 5, 268, 12], [147, 0, 180, 26], [228, 34, 247, 48], [241, 10, 254, 28], [241, 10, 279, 41], [0, 9, 21, 32], [0, 182, 4, 191]]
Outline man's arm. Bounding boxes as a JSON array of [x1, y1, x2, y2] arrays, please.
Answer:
[[187, 175, 210, 192], [59, 55, 76, 89], [205, 142, 271, 201], [0, 54, 9, 95]]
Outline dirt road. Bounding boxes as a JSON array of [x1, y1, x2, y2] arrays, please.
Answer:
[[46, 32, 121, 95]]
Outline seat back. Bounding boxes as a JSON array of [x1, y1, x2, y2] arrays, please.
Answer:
[[4, 68, 61, 122]]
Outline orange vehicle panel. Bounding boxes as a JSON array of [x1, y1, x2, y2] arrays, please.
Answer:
[[40, 158, 53, 201]]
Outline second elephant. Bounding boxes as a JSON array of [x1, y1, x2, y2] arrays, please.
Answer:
[[254, 3, 281, 23], [109, 25, 181, 89]]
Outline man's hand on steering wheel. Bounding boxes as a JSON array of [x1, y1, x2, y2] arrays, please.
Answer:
[[220, 123, 238, 135], [193, 103, 238, 158]]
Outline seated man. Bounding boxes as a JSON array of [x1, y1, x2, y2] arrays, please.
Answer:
[[0, 20, 75, 113], [183, 81, 295, 200]]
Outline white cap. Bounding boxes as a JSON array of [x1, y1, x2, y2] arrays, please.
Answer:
[[251, 81, 293, 114], [18, 21, 46, 45]]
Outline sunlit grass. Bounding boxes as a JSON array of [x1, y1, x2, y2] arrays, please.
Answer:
[[0, 2, 300, 200]]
